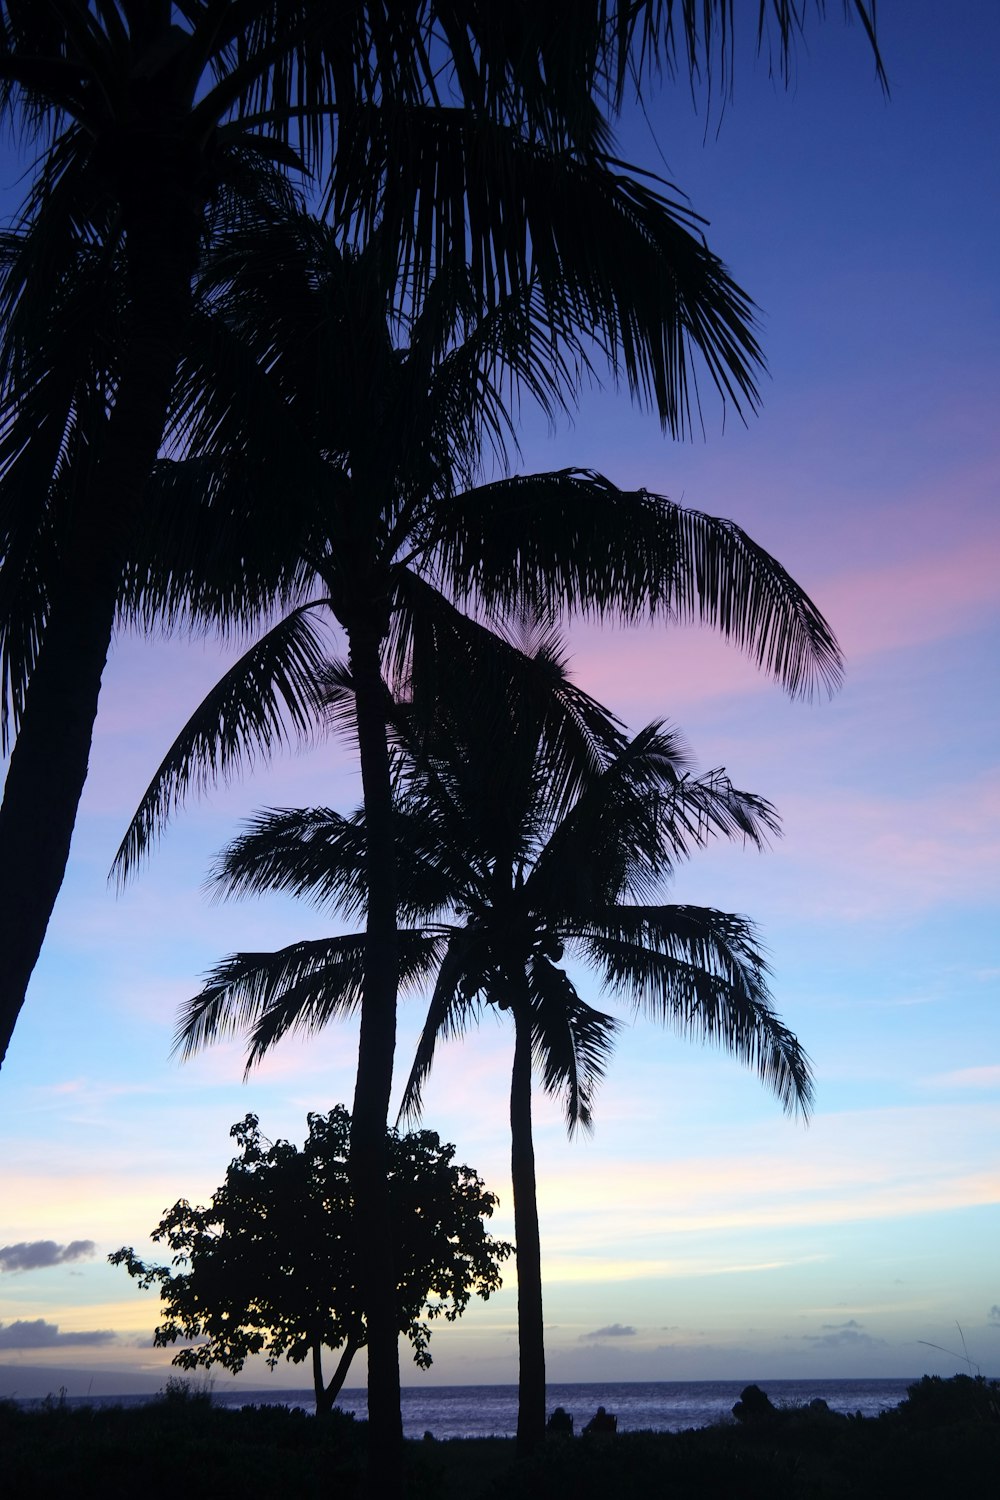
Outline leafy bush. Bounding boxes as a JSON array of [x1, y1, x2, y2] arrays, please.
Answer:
[[112, 1107, 511, 1414], [895, 1373, 1000, 1428]]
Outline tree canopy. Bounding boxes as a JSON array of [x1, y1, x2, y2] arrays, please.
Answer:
[[172, 636, 812, 1450], [0, 4, 884, 1487], [110, 1108, 511, 1414]]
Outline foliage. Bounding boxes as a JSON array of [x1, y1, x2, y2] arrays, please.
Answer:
[[108, 205, 835, 1469], [0, 1396, 366, 1500], [896, 1373, 1000, 1428], [0, 5, 882, 1489], [174, 641, 810, 1119], [172, 639, 811, 1452], [111, 1109, 510, 1406], [156, 1373, 214, 1408], [111, 213, 843, 888], [3, 1386, 998, 1500]]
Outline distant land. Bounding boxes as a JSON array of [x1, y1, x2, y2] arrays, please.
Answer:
[[0, 1364, 177, 1400]]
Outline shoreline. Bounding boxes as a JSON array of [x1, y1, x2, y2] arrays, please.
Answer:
[[2, 1374, 996, 1497]]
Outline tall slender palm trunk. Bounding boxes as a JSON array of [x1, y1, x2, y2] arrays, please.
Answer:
[[511, 1004, 546, 1455], [347, 619, 404, 1492], [0, 200, 199, 1068]]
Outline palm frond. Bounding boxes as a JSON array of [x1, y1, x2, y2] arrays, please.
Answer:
[[650, 758, 782, 855], [531, 719, 780, 911], [410, 267, 590, 480], [385, 572, 623, 828], [397, 926, 485, 1124], [210, 805, 370, 918], [175, 934, 368, 1066], [616, 1, 885, 105], [429, 469, 842, 699], [211, 798, 465, 926], [0, 488, 59, 753], [528, 956, 619, 1135], [176, 927, 445, 1075], [111, 603, 335, 885], [121, 452, 323, 634], [341, 103, 763, 433], [577, 904, 812, 1117], [0, 211, 123, 744]]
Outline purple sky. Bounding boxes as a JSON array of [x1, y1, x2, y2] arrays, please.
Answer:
[[1, 1, 998, 1398]]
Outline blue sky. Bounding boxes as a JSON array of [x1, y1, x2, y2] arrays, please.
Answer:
[[1, 1, 998, 1399]]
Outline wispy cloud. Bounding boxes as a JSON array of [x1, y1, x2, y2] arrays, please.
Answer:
[[924, 1066, 1000, 1091], [527, 1101, 1000, 1271], [580, 1323, 636, 1340], [823, 533, 1000, 663], [543, 1253, 829, 1285], [761, 772, 1000, 920]]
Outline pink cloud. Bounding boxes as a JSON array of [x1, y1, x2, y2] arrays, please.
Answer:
[[769, 770, 1000, 918], [823, 534, 999, 661]]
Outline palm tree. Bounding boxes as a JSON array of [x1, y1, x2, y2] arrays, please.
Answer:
[[395, 664, 813, 1455], [172, 641, 812, 1455], [0, 11, 879, 1480], [0, 2, 325, 1071], [0, 0, 877, 1073], [106, 205, 838, 1467]]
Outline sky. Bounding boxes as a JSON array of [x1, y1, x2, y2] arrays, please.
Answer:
[[1, 1, 997, 1401]]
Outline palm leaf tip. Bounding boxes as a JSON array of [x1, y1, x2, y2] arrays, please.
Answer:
[[764, 1023, 814, 1122]]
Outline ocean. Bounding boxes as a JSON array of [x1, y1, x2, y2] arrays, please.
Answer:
[[40, 1378, 919, 1438]]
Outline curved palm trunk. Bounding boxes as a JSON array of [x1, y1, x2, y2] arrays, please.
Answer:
[[0, 202, 199, 1069], [346, 619, 404, 1491], [511, 1003, 546, 1456]]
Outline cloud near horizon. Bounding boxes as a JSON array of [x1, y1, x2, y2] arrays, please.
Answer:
[[0, 1319, 115, 1350], [804, 1324, 886, 1352], [580, 1323, 637, 1340], [0, 1240, 96, 1274]]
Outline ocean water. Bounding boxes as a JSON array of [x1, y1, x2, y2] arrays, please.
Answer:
[[49, 1378, 919, 1437]]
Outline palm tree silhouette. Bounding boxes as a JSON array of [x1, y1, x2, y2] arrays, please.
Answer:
[[0, 2, 338, 1069], [396, 652, 813, 1454], [175, 638, 812, 1454], [109, 207, 837, 1462], [0, 0, 840, 1077], [0, 12, 880, 1486]]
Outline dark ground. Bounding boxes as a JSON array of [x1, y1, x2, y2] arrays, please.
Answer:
[[1, 1373, 995, 1498]]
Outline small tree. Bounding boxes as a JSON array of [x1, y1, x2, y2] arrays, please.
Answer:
[[111, 1108, 510, 1415]]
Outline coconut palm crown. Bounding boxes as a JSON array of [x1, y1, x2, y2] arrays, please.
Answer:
[[0, 9, 875, 1486], [0, 0, 883, 1077], [176, 640, 812, 1454], [103, 207, 837, 1481]]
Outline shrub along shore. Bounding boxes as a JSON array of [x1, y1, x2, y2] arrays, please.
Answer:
[[2, 1374, 995, 1498]]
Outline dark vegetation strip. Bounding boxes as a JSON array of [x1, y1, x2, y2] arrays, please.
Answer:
[[2, 1374, 996, 1499]]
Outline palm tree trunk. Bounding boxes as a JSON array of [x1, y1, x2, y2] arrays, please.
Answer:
[[511, 1004, 546, 1456], [0, 202, 198, 1070], [346, 618, 404, 1492]]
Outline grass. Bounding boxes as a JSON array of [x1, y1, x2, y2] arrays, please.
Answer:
[[1, 1375, 996, 1498]]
